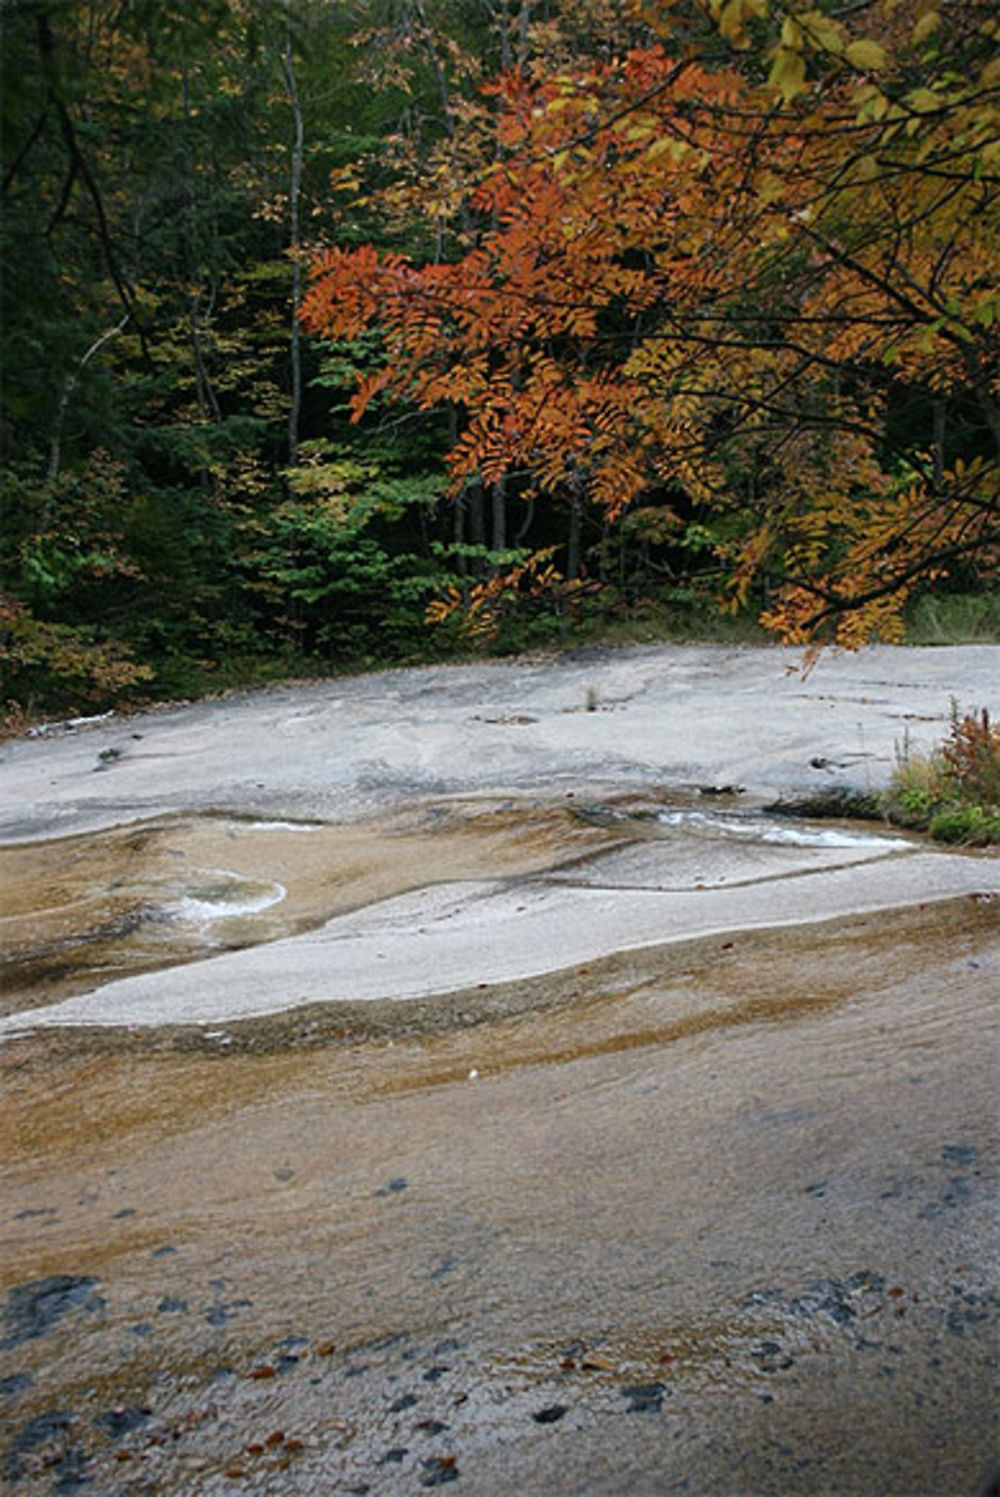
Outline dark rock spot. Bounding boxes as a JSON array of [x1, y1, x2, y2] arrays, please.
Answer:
[[420, 1456, 459, 1486], [53, 1442, 91, 1490], [375, 1178, 409, 1198], [533, 1405, 568, 1425], [94, 1406, 151, 1440], [203, 1298, 251, 1327], [765, 787, 881, 819], [621, 1382, 666, 1413], [390, 1394, 419, 1413], [5, 1411, 74, 1481], [1, 1276, 99, 1350], [941, 1144, 978, 1167], [0, 1373, 33, 1398]]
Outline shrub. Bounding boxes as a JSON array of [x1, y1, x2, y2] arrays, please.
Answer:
[[928, 805, 1000, 847], [882, 703, 1000, 846]]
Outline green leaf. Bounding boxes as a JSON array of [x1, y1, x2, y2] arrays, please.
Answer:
[[769, 47, 808, 102], [845, 38, 887, 70]]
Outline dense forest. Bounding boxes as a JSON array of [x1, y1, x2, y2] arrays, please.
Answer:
[[1, 0, 997, 720]]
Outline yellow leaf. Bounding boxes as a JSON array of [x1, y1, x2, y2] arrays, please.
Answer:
[[855, 85, 889, 122], [912, 11, 939, 44], [718, 0, 765, 48], [769, 45, 808, 102], [757, 170, 784, 204], [781, 16, 802, 49], [799, 9, 844, 54], [845, 38, 887, 69]]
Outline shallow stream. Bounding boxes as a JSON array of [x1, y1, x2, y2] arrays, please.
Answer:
[[0, 794, 909, 1021]]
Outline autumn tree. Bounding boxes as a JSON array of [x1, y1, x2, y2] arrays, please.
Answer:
[[302, 0, 999, 646]]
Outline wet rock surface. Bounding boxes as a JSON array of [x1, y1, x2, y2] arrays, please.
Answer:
[[0, 645, 998, 1493]]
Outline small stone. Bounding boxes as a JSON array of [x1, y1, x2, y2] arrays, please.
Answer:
[[621, 1382, 666, 1413], [420, 1455, 459, 1487], [375, 1178, 409, 1198], [533, 1405, 567, 1424]]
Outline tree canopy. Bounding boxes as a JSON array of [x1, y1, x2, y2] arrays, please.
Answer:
[[303, 0, 1000, 648], [1, 0, 997, 716]]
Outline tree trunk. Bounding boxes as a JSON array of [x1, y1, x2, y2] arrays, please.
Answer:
[[491, 476, 507, 549], [932, 398, 946, 488], [566, 484, 583, 580], [283, 28, 305, 465], [47, 316, 128, 485]]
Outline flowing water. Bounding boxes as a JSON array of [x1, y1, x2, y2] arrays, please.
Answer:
[[1, 795, 998, 1494]]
